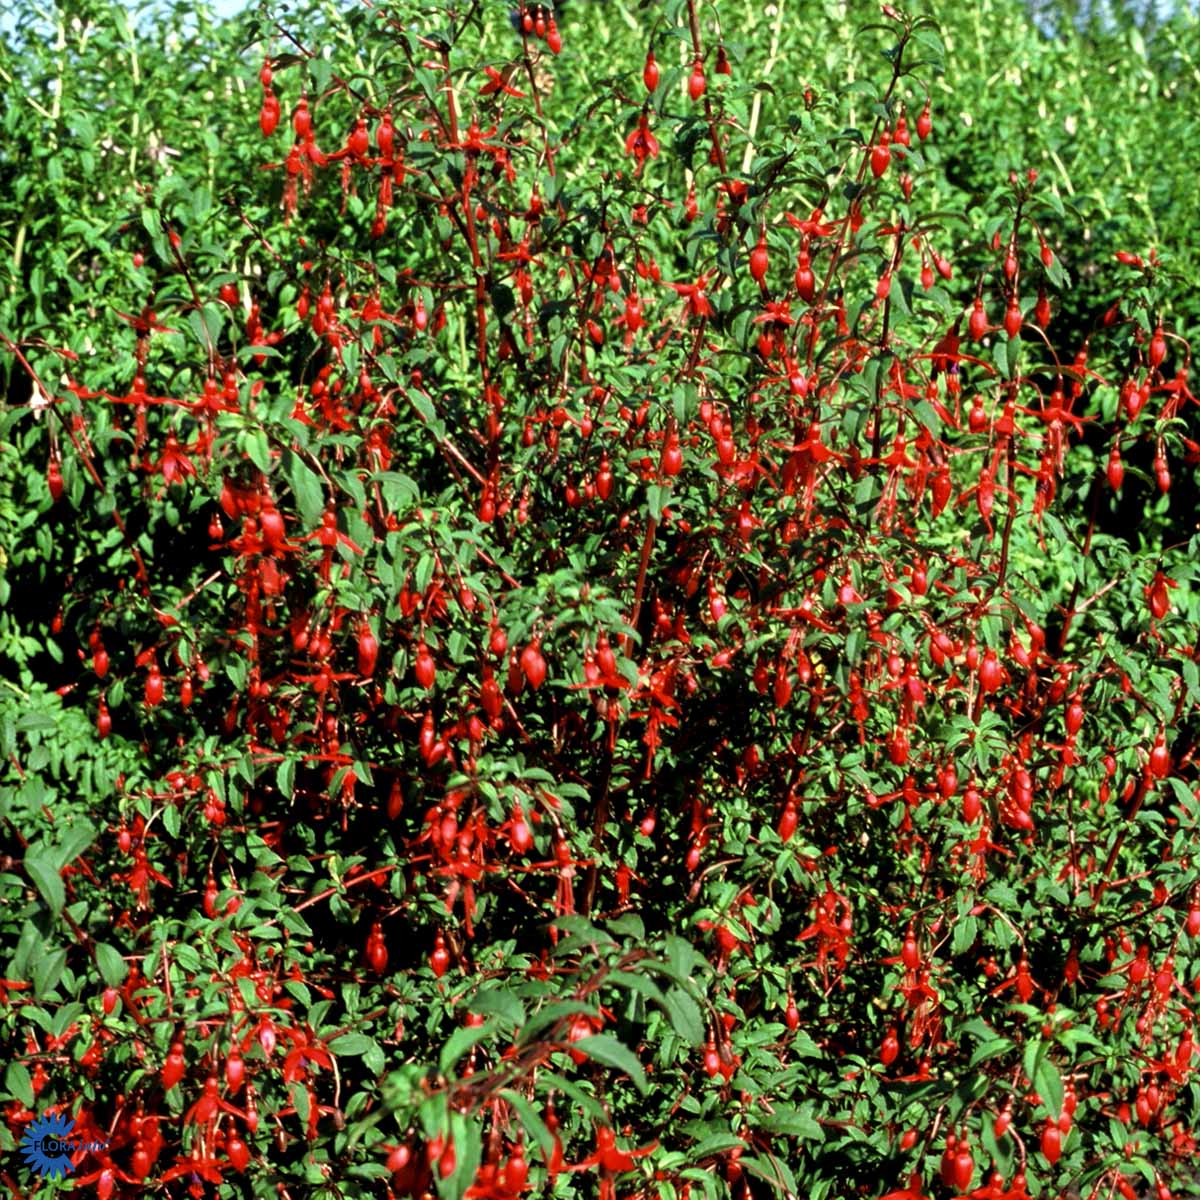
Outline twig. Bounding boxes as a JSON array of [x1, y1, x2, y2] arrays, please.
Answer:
[[294, 864, 399, 912]]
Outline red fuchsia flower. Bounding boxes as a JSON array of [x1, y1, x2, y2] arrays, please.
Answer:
[[624, 112, 659, 174], [480, 64, 526, 97], [667, 273, 713, 320], [569, 1124, 658, 1200], [153, 433, 196, 486], [1144, 569, 1177, 619], [615, 292, 645, 343], [784, 206, 836, 238], [878, 1176, 930, 1200], [158, 1152, 226, 1189], [753, 299, 794, 327], [279, 1024, 333, 1083]]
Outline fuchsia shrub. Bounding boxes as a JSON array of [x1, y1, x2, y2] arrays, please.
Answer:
[[2, 2, 1200, 1199]]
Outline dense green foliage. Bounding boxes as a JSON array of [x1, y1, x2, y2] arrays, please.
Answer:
[[1, 2, 1199, 1199]]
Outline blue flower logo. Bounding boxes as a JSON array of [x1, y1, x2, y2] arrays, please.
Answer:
[[21, 1112, 79, 1180]]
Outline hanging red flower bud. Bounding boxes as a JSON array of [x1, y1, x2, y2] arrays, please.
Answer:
[[520, 640, 547, 689], [643, 50, 659, 93], [431, 932, 451, 978], [358, 621, 379, 677]]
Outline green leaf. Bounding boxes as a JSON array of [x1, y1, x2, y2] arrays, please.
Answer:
[[439, 1023, 495, 1074], [1182, 657, 1200, 705], [378, 471, 419, 510], [662, 986, 704, 1046], [285, 450, 324, 528], [607, 914, 645, 939], [467, 988, 525, 1028], [687, 1131, 747, 1159], [537, 1071, 608, 1123], [291, 1080, 310, 1124], [5, 1062, 34, 1108], [755, 1105, 824, 1141], [1035, 1056, 1063, 1120], [364, 1040, 386, 1077], [25, 849, 64, 915], [663, 934, 703, 982], [53, 819, 96, 871], [914, 398, 942, 438], [16, 712, 56, 733], [741, 1153, 798, 1194], [517, 999, 598, 1045], [992, 338, 1009, 380], [277, 757, 296, 799], [1023, 1036, 1045, 1088], [329, 1032, 378, 1057], [280, 908, 312, 937], [969, 1036, 1013, 1068], [789, 1030, 822, 1058], [437, 1108, 482, 1200], [244, 428, 272, 474], [186, 308, 214, 353], [607, 970, 666, 1007], [95, 942, 128, 988], [952, 915, 978, 955], [409, 389, 441, 429], [647, 484, 665, 522], [32, 946, 66, 998], [571, 1034, 648, 1094], [499, 1089, 557, 1160]]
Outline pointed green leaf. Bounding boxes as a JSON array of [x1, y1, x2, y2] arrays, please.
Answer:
[[572, 1034, 647, 1094]]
